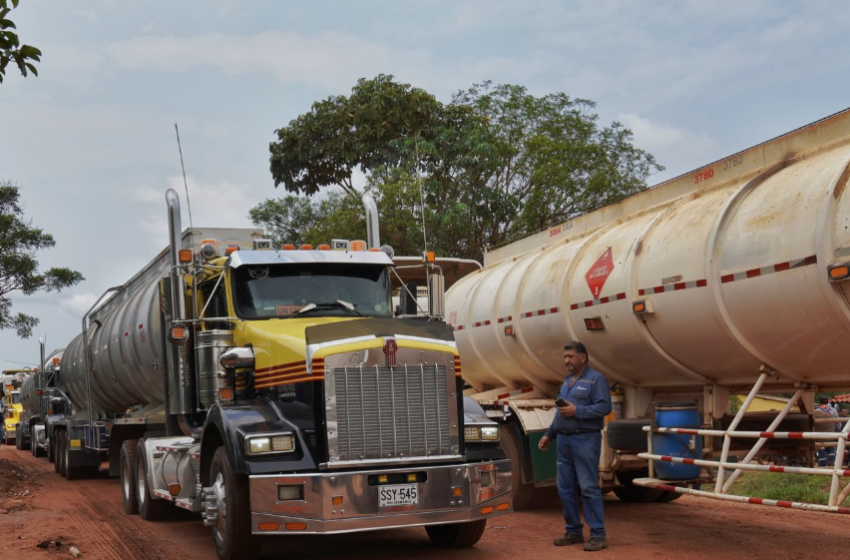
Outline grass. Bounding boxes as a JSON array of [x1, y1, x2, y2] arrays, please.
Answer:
[[728, 471, 850, 506]]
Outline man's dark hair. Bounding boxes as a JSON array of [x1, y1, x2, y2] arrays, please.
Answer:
[[563, 341, 589, 359], [820, 397, 830, 404]]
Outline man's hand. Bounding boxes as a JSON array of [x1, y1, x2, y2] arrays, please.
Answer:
[[538, 435, 551, 451], [558, 400, 577, 418]]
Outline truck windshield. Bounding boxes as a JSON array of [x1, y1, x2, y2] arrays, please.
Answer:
[[11, 392, 21, 404], [233, 264, 392, 319]]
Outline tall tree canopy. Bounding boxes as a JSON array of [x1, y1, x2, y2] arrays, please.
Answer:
[[0, 182, 83, 337], [263, 76, 662, 261], [0, 0, 41, 84]]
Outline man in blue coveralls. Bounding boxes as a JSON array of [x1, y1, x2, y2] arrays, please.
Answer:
[[538, 341, 611, 552]]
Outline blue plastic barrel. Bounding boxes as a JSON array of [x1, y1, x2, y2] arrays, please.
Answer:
[[652, 401, 703, 480]]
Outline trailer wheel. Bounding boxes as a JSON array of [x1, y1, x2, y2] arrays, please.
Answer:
[[607, 419, 651, 452], [655, 490, 684, 502], [613, 469, 662, 503], [64, 431, 82, 481], [120, 439, 139, 515], [136, 438, 169, 521], [208, 446, 256, 560], [54, 431, 64, 474], [15, 427, 23, 449], [426, 520, 487, 547], [501, 427, 536, 510]]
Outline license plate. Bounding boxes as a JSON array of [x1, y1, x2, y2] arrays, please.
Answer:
[[379, 484, 419, 507]]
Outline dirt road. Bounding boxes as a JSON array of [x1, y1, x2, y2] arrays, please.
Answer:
[[0, 445, 844, 559]]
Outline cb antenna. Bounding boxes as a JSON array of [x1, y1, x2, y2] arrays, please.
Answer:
[[174, 124, 195, 244]]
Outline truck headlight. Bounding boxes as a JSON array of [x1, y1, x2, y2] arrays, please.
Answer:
[[465, 424, 500, 442], [245, 433, 295, 455], [480, 426, 500, 441]]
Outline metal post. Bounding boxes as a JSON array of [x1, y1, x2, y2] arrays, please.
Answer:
[[722, 388, 804, 492], [828, 415, 850, 506], [715, 372, 767, 494]]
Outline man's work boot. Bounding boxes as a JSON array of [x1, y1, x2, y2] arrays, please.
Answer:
[[583, 537, 608, 551], [553, 532, 584, 546]]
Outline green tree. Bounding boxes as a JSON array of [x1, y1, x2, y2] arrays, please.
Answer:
[[0, 0, 42, 84], [0, 181, 83, 337], [262, 76, 663, 262]]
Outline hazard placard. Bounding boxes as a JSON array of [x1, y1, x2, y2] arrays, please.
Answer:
[[585, 248, 614, 298]]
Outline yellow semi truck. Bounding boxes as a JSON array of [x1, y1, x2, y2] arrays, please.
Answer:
[[2, 369, 29, 445], [48, 190, 511, 560]]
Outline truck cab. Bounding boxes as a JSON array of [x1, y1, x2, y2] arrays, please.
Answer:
[[2, 374, 25, 445]]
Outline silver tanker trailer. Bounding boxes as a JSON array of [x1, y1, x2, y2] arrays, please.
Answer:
[[447, 108, 850, 513]]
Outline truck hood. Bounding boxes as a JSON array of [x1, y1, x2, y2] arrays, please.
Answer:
[[238, 317, 457, 379], [237, 317, 350, 374]]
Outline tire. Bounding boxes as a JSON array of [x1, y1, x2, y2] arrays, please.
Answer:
[[655, 490, 684, 502], [607, 419, 652, 452], [426, 520, 488, 547], [56, 431, 66, 476], [612, 484, 664, 503], [136, 438, 170, 521], [65, 431, 82, 481], [15, 428, 22, 449], [47, 434, 55, 463], [209, 446, 256, 560], [121, 439, 139, 515], [500, 427, 536, 510], [613, 469, 662, 503], [53, 432, 62, 473]]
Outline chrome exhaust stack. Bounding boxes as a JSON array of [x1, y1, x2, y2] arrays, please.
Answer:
[[362, 193, 380, 249], [166, 189, 193, 421]]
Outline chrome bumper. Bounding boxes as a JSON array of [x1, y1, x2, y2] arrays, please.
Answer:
[[249, 459, 512, 535]]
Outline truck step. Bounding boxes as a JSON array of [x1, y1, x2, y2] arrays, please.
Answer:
[[156, 444, 192, 453], [174, 498, 199, 512], [153, 489, 175, 502]]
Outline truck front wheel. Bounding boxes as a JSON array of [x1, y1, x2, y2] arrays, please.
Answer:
[[207, 446, 256, 560], [501, 427, 536, 509], [425, 520, 487, 547]]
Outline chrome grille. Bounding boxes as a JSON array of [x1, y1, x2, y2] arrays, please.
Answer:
[[331, 364, 457, 463]]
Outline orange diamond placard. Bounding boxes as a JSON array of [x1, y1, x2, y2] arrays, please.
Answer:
[[585, 248, 614, 298]]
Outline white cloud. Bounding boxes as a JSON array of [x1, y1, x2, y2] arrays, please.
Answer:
[[74, 10, 99, 23], [134, 175, 259, 249], [105, 31, 432, 91], [617, 113, 719, 183], [61, 292, 99, 318], [142, 20, 157, 34], [38, 44, 106, 89]]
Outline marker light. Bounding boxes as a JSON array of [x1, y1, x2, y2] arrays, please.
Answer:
[[349, 240, 367, 251], [828, 263, 850, 282], [300, 244, 313, 250], [225, 246, 239, 255], [282, 244, 295, 250], [178, 249, 193, 263], [318, 244, 331, 251]]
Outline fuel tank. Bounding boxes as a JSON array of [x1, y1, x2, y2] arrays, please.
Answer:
[[447, 109, 850, 393]]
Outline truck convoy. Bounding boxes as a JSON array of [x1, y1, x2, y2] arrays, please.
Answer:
[[32, 189, 510, 560], [446, 108, 850, 511]]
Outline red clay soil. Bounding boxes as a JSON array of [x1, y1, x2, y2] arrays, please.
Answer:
[[0, 444, 844, 560]]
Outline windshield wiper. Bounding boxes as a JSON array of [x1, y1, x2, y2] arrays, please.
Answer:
[[284, 299, 364, 318]]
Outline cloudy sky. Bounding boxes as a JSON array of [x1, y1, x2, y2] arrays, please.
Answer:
[[1, 0, 849, 368]]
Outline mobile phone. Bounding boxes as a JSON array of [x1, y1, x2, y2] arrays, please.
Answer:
[[555, 398, 568, 407]]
